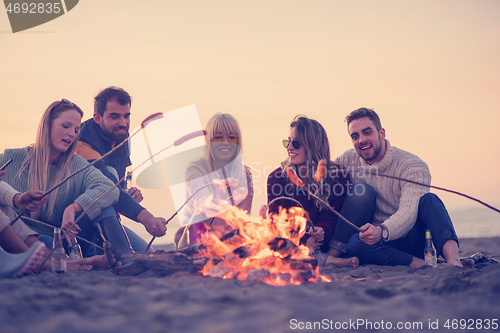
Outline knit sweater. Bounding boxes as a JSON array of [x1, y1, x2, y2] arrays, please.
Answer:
[[0, 180, 18, 209], [0, 180, 21, 233], [0, 180, 38, 240], [334, 140, 430, 241], [0, 148, 120, 235]]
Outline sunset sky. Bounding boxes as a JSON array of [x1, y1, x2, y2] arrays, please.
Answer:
[[1, 0, 499, 244]]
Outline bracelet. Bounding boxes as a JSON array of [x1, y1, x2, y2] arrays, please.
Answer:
[[13, 193, 20, 209], [71, 203, 78, 211]]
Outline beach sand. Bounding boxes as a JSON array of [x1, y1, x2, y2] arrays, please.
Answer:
[[1, 237, 499, 333]]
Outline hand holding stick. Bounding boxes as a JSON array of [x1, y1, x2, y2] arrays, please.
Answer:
[[10, 126, 145, 226], [287, 165, 361, 232], [36, 126, 207, 270]]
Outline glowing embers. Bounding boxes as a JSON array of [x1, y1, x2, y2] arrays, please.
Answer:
[[196, 202, 331, 286]]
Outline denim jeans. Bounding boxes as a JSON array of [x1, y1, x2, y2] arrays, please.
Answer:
[[329, 182, 377, 253], [347, 193, 459, 266]]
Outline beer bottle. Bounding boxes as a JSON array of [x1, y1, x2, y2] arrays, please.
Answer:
[[68, 235, 83, 259], [52, 228, 67, 273], [424, 229, 437, 267]]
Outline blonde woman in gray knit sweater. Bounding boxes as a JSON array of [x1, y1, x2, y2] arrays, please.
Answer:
[[0, 99, 135, 267], [328, 108, 469, 268]]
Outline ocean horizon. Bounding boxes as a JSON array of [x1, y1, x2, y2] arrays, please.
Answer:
[[449, 207, 500, 238], [122, 206, 500, 247]]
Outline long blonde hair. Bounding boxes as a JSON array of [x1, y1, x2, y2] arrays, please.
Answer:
[[185, 113, 247, 198], [204, 113, 243, 171], [182, 113, 248, 225], [19, 100, 83, 220]]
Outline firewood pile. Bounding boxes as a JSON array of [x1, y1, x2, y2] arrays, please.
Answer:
[[117, 233, 320, 285], [117, 206, 333, 285]]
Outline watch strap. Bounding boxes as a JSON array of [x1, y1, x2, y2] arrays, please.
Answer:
[[380, 224, 389, 241]]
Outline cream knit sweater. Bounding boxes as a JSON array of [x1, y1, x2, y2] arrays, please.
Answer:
[[335, 140, 431, 240]]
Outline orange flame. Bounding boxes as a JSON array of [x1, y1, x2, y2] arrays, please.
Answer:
[[191, 179, 332, 286]]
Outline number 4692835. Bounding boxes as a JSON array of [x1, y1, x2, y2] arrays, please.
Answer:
[[444, 319, 498, 330], [5, 3, 61, 14]]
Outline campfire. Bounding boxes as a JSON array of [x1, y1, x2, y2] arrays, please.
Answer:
[[197, 205, 331, 286], [118, 179, 332, 286]]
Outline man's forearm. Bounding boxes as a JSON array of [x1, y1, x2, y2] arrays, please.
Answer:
[[137, 209, 153, 225], [114, 189, 146, 222]]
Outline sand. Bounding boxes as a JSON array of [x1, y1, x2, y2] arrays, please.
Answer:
[[1, 237, 499, 333]]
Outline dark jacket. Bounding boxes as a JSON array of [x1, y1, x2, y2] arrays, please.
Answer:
[[76, 118, 144, 221], [267, 164, 350, 253]]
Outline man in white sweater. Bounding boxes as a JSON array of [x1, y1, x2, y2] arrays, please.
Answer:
[[328, 108, 465, 267]]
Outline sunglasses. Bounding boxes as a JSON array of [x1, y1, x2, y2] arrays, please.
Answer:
[[51, 99, 80, 112], [282, 139, 301, 149], [212, 134, 238, 144]]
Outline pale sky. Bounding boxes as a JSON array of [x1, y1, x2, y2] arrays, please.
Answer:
[[1, 0, 499, 244]]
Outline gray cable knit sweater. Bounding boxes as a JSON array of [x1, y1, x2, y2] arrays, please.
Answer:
[[0, 147, 119, 235]]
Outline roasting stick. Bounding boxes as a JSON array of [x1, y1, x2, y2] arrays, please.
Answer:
[[37, 130, 206, 271], [38, 172, 131, 271], [296, 159, 500, 233], [376, 173, 500, 214], [144, 183, 213, 252], [175, 152, 241, 249], [287, 163, 361, 232], [9, 126, 145, 227], [21, 216, 105, 250], [267, 196, 314, 234], [176, 191, 235, 250]]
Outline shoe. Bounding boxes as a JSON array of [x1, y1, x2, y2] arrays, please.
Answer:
[[0, 241, 46, 278], [97, 216, 134, 266]]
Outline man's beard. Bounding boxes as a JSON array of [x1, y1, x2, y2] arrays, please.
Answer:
[[364, 143, 382, 162], [101, 125, 129, 142], [359, 134, 383, 163]]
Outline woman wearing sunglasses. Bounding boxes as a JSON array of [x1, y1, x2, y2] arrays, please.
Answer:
[[266, 115, 359, 267], [0, 99, 135, 269], [176, 113, 253, 247]]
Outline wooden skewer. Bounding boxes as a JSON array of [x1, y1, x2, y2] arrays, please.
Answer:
[[287, 166, 361, 232], [37, 129, 207, 270], [145, 183, 213, 252]]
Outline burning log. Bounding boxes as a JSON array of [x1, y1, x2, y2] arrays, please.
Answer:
[[205, 261, 232, 278], [116, 204, 330, 286], [176, 243, 207, 256], [292, 269, 316, 283], [116, 251, 207, 277], [223, 246, 252, 265], [218, 228, 245, 246], [268, 237, 299, 258], [285, 257, 318, 271], [246, 269, 272, 282]]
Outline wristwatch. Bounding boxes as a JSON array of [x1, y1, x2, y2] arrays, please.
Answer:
[[380, 224, 389, 241]]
